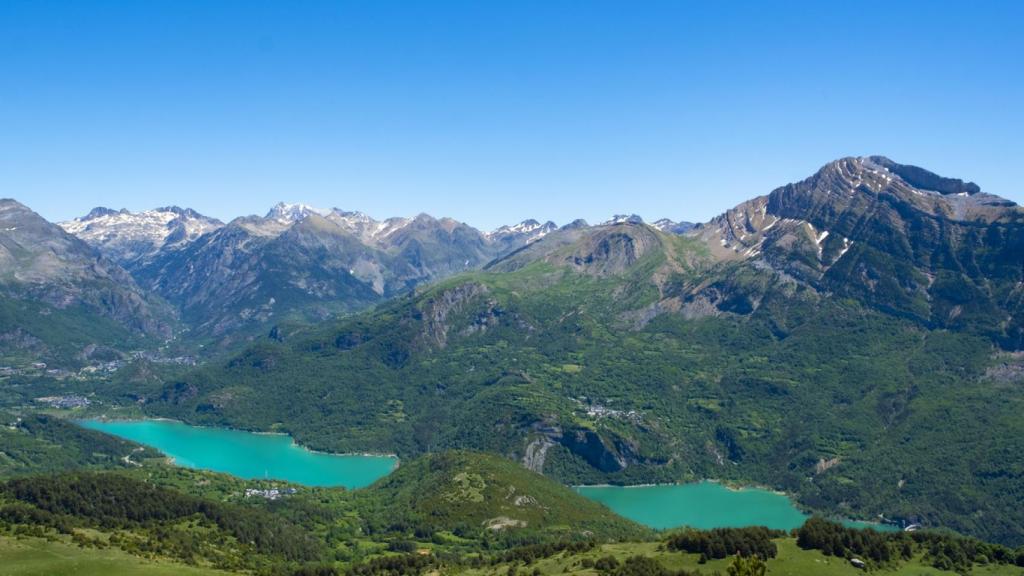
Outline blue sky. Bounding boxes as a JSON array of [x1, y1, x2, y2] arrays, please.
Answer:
[[1, 1, 1021, 230]]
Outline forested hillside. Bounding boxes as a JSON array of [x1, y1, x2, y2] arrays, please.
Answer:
[[2, 461, 1024, 573], [2, 451, 1023, 576], [144, 158, 1024, 546]]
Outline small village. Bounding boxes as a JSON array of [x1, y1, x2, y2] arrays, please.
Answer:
[[34, 395, 91, 410], [244, 487, 299, 501], [0, 350, 197, 382]]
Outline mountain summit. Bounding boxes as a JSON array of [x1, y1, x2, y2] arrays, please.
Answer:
[[691, 155, 1023, 346], [264, 202, 328, 223], [60, 206, 223, 270]]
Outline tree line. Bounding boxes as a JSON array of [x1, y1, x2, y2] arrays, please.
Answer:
[[665, 526, 784, 561], [0, 472, 322, 565], [797, 517, 1024, 573]]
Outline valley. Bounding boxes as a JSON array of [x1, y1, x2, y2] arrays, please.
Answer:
[[2, 156, 1024, 574], [7, 0, 1024, 571]]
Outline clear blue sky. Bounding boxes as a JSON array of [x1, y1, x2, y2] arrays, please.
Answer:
[[1, 1, 1021, 230]]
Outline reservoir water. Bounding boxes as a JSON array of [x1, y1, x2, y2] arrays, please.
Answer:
[[576, 482, 898, 532], [80, 419, 896, 531], [79, 419, 397, 488]]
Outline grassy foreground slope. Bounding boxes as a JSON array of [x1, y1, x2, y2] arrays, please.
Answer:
[[461, 538, 1024, 576], [1, 446, 1022, 575], [0, 450, 647, 574], [3, 534, 1022, 576], [0, 536, 228, 576]]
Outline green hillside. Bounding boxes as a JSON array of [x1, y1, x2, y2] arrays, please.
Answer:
[[0, 297, 153, 369], [144, 222, 1024, 545], [1, 437, 1021, 576], [0, 414, 161, 478], [353, 451, 650, 544], [6, 533, 1022, 576], [0, 471, 323, 573], [0, 536, 230, 576], [460, 537, 1024, 576]]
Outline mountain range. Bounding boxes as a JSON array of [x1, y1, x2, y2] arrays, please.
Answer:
[[2, 156, 1024, 546], [2, 198, 695, 360]]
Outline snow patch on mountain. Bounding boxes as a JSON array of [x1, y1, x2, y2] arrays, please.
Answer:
[[60, 206, 223, 266], [487, 219, 557, 244], [596, 215, 694, 234], [325, 209, 413, 243], [601, 214, 645, 225], [265, 202, 329, 223], [651, 218, 696, 234]]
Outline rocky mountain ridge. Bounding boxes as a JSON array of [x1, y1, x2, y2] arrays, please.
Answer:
[[65, 203, 696, 263], [55, 203, 698, 340], [688, 155, 1024, 346], [25, 154, 1024, 354], [60, 206, 223, 270]]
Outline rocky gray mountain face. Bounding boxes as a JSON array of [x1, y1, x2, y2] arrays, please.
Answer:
[[135, 212, 388, 337], [688, 156, 1024, 347], [24, 155, 1023, 353], [55, 200, 694, 341], [0, 199, 176, 364], [486, 219, 558, 254], [121, 204, 575, 339], [60, 206, 223, 271], [485, 156, 1023, 347], [651, 218, 695, 234]]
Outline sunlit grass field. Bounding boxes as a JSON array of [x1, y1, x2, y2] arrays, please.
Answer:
[[461, 538, 1024, 576], [0, 536, 228, 576]]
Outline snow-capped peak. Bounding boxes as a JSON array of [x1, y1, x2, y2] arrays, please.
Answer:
[[595, 215, 693, 233], [265, 202, 328, 223], [487, 219, 558, 243], [652, 218, 696, 234], [600, 214, 645, 226], [60, 206, 223, 265]]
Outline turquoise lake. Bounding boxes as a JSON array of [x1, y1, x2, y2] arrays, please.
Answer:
[[78, 419, 397, 488], [575, 482, 898, 531], [80, 419, 895, 531]]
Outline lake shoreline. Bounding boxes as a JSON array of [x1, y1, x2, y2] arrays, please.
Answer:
[[79, 415, 399, 459], [77, 418, 398, 488], [575, 481, 900, 532]]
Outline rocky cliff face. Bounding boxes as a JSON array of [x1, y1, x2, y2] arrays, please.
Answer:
[[379, 214, 497, 279], [565, 224, 663, 276], [689, 156, 1024, 347]]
